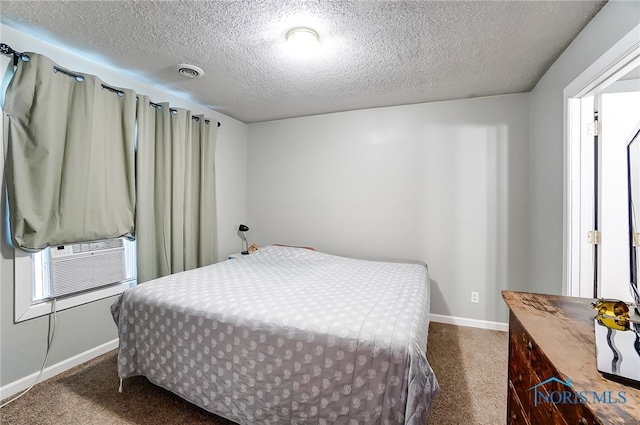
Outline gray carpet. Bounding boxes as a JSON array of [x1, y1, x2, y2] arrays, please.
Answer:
[[0, 322, 507, 424], [425, 323, 508, 425]]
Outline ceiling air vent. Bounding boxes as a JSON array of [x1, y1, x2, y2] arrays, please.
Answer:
[[177, 64, 204, 78]]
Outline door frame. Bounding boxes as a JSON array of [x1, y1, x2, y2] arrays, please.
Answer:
[[563, 23, 640, 297]]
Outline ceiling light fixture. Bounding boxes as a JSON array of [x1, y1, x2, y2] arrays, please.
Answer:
[[286, 27, 320, 60]]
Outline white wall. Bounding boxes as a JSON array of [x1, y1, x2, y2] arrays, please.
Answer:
[[0, 24, 248, 388], [247, 94, 530, 324], [529, 0, 640, 296]]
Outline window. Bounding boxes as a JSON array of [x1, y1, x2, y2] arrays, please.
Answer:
[[14, 238, 137, 322]]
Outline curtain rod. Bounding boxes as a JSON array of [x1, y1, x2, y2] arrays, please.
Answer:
[[0, 43, 29, 65], [146, 100, 220, 127], [0, 42, 221, 128]]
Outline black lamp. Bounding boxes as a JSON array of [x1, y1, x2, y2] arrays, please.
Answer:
[[238, 224, 250, 254]]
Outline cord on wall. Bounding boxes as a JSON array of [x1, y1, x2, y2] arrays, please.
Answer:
[[0, 298, 57, 408]]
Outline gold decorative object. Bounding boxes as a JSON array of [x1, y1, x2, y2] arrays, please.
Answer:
[[595, 314, 631, 331], [591, 299, 630, 319], [591, 298, 640, 332]]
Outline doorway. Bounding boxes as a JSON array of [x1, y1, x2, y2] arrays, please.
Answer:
[[565, 25, 640, 299]]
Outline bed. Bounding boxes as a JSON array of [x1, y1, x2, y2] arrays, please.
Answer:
[[112, 245, 439, 424]]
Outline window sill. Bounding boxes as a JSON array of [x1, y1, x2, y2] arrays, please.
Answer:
[[14, 247, 136, 323], [15, 281, 134, 322]]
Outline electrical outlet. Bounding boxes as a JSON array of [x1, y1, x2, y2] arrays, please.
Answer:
[[471, 292, 479, 304]]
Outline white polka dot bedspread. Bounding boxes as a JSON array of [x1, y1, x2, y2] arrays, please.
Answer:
[[112, 245, 439, 424]]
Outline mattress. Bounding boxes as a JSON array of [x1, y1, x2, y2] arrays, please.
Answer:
[[112, 245, 438, 424]]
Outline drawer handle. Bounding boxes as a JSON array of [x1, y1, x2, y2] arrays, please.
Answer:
[[515, 374, 523, 383], [509, 413, 517, 425], [527, 341, 532, 351], [578, 418, 588, 425]]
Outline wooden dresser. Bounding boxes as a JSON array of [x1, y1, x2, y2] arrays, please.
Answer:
[[502, 291, 640, 425]]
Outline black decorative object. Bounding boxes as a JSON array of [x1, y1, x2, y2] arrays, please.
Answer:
[[238, 224, 250, 254]]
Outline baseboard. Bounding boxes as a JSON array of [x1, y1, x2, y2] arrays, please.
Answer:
[[0, 338, 118, 400], [430, 313, 508, 332]]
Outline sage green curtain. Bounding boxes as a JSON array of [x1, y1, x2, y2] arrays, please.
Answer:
[[136, 95, 218, 283], [4, 53, 136, 250]]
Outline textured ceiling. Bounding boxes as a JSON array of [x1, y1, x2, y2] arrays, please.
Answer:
[[0, 0, 606, 123]]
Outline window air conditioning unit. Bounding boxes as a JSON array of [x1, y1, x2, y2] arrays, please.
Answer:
[[49, 239, 127, 298]]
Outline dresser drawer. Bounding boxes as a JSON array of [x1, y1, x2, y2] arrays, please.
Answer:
[[508, 381, 531, 425], [555, 399, 602, 425], [508, 344, 533, 414], [527, 384, 569, 425], [509, 314, 534, 412], [509, 313, 570, 424], [529, 338, 601, 425]]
